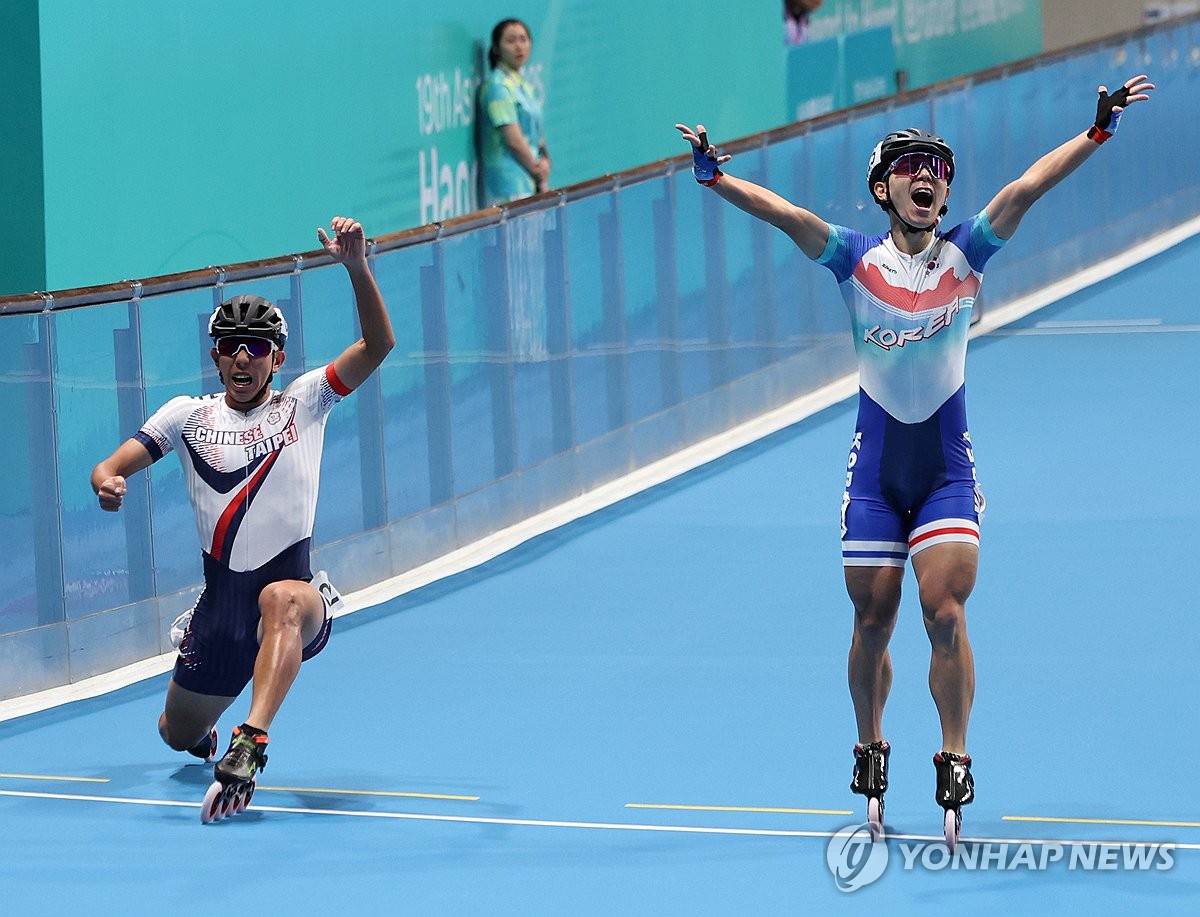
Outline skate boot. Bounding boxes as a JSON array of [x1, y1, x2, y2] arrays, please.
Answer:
[[850, 740, 890, 840], [933, 751, 974, 852], [187, 727, 218, 763], [200, 726, 268, 824]]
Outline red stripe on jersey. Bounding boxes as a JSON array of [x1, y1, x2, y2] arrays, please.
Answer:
[[853, 260, 981, 315], [326, 363, 353, 396], [909, 526, 978, 548], [210, 451, 280, 561]]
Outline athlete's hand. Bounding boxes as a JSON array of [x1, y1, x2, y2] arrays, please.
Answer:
[[96, 476, 127, 512], [1093, 74, 1154, 136], [675, 123, 731, 183], [318, 216, 368, 265]]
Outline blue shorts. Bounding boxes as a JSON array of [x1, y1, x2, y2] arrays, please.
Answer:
[[841, 387, 985, 568], [173, 539, 332, 697]]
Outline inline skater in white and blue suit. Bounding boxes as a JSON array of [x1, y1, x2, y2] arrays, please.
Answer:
[[92, 217, 395, 823], [676, 72, 1153, 844]]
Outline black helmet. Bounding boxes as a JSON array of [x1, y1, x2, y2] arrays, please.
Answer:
[[866, 128, 955, 206], [208, 295, 288, 347]]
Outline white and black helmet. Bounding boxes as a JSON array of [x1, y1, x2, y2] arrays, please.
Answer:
[[208, 295, 289, 347], [866, 128, 955, 209]]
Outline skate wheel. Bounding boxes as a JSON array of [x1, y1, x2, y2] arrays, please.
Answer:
[[231, 781, 255, 815], [200, 780, 225, 825], [867, 796, 885, 841], [943, 807, 961, 852], [218, 785, 238, 819]]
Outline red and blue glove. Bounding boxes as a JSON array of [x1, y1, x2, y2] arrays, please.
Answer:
[[692, 131, 723, 185], [1088, 85, 1131, 144]]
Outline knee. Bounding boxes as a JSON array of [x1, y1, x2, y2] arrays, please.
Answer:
[[922, 595, 967, 647], [158, 713, 179, 749], [847, 568, 903, 645], [258, 582, 304, 630], [159, 712, 198, 752], [853, 599, 899, 647]]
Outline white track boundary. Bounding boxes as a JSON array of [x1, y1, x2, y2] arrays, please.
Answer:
[[2, 788, 1199, 851], [3, 215, 1197, 724]]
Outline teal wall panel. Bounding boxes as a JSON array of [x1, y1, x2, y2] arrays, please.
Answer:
[[17, 1, 1049, 295], [30, 0, 782, 293], [0, 0, 45, 294], [801, 0, 1046, 96]]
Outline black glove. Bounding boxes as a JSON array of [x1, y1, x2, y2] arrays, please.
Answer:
[[1088, 85, 1130, 143]]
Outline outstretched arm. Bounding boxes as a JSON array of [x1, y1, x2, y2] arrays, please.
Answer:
[[985, 74, 1154, 239], [317, 216, 396, 393], [675, 123, 831, 260]]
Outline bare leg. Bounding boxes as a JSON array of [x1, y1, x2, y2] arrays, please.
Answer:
[[912, 542, 978, 754], [244, 579, 325, 732], [159, 680, 236, 751], [845, 565, 905, 743]]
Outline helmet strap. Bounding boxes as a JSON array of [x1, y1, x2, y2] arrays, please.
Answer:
[[251, 376, 273, 405], [891, 202, 937, 235], [882, 187, 940, 235]]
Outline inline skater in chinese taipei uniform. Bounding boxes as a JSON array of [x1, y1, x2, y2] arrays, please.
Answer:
[[92, 216, 395, 823], [676, 73, 1153, 848]]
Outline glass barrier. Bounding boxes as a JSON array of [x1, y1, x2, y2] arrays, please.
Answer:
[[2, 19, 1198, 700]]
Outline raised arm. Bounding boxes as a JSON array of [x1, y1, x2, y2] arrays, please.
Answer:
[[91, 438, 154, 512], [985, 75, 1154, 239], [675, 123, 831, 260], [317, 216, 397, 393]]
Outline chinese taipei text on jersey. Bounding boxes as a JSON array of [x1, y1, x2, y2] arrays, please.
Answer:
[[135, 364, 349, 694], [816, 210, 1005, 567]]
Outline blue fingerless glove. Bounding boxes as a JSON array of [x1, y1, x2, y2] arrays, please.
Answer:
[[692, 132, 723, 185], [1088, 85, 1131, 144]]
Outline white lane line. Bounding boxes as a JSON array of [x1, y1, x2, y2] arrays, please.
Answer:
[[3, 789, 1200, 850], [1035, 319, 1163, 327], [0, 789, 843, 837], [993, 323, 1200, 335]]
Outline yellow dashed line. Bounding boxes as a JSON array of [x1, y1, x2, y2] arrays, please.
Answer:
[[0, 773, 110, 784]]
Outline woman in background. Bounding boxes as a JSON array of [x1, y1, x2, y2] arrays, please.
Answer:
[[479, 18, 550, 206], [784, 0, 824, 45]]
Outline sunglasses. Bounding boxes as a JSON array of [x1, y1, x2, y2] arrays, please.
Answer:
[[888, 152, 951, 181], [215, 336, 278, 359]]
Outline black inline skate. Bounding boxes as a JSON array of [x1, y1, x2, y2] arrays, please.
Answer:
[[850, 740, 890, 840], [933, 750, 974, 851], [201, 726, 268, 824], [186, 727, 218, 763]]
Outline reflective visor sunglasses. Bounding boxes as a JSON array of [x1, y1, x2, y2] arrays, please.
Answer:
[[215, 336, 278, 358], [887, 152, 951, 181]]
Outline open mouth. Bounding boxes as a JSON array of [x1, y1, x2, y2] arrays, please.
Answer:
[[231, 372, 254, 387], [911, 187, 934, 209]]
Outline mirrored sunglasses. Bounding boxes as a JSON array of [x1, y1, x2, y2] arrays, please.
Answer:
[[215, 336, 277, 358], [888, 152, 951, 180]]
